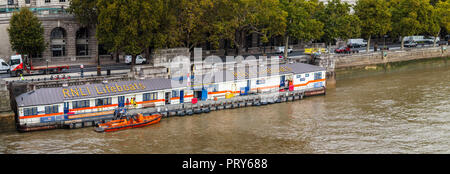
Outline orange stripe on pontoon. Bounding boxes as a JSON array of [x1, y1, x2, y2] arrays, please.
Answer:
[[251, 85, 280, 91], [293, 79, 325, 87], [137, 99, 165, 104]]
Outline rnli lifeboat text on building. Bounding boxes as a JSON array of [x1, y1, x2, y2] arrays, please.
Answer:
[[62, 83, 146, 98]]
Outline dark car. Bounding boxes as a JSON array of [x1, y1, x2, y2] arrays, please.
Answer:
[[348, 43, 362, 48], [438, 40, 448, 46]]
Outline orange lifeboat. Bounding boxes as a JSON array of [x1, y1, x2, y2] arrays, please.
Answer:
[[95, 113, 162, 132]]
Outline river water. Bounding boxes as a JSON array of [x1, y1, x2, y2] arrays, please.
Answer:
[[0, 58, 449, 154]]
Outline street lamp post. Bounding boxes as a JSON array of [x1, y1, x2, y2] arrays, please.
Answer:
[[80, 64, 84, 78], [97, 52, 101, 76], [46, 59, 49, 75]]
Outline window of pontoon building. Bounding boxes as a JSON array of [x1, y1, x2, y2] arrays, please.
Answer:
[[211, 84, 219, 92], [45, 0, 51, 3], [95, 98, 112, 106], [45, 105, 59, 114], [143, 92, 158, 101], [25, 0, 30, 4], [7, 0, 15, 5], [314, 72, 323, 80], [50, 27, 67, 57], [72, 100, 90, 109], [23, 107, 38, 116], [76, 27, 89, 56], [172, 90, 179, 98]]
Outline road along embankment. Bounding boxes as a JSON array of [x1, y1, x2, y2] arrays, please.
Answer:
[[334, 46, 448, 69], [317, 46, 449, 86]]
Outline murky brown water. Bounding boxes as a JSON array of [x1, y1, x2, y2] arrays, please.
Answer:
[[1, 58, 449, 154]]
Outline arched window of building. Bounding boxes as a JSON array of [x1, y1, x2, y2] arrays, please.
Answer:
[[76, 27, 89, 56], [50, 27, 66, 57]]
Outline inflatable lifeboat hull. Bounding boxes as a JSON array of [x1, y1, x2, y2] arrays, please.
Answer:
[[95, 114, 162, 132]]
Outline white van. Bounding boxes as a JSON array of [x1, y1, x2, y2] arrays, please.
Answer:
[[0, 58, 10, 73], [348, 39, 367, 48]]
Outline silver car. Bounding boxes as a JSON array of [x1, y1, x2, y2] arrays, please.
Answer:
[[404, 41, 417, 47], [125, 55, 147, 65]]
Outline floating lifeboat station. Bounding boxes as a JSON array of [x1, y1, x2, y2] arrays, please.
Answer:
[[15, 63, 326, 132]]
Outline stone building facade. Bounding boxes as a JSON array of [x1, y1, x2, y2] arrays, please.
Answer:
[[0, 0, 70, 9], [0, 0, 102, 66], [38, 15, 98, 65]]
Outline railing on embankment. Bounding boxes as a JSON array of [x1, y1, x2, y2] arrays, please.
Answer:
[[331, 46, 448, 69]]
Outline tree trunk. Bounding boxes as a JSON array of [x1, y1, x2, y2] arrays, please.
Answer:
[[263, 42, 266, 54], [27, 54, 31, 67], [434, 29, 441, 47], [401, 36, 405, 50], [366, 36, 371, 53], [224, 40, 228, 56], [131, 54, 136, 73], [144, 47, 150, 63], [329, 42, 332, 54], [97, 45, 101, 76], [284, 35, 289, 62], [115, 51, 119, 63]]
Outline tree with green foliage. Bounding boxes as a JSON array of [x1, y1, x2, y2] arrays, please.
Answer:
[[427, 0, 450, 46], [170, 0, 211, 51], [435, 0, 450, 33], [96, 0, 163, 71], [355, 0, 391, 52], [67, 0, 98, 27], [8, 8, 46, 65], [317, 0, 361, 47], [390, 0, 434, 49], [149, 0, 180, 50], [280, 0, 324, 60], [206, 0, 286, 55], [429, 0, 447, 6]]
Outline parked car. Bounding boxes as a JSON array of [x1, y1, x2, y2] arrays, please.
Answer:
[[0, 58, 10, 74], [347, 39, 367, 48], [277, 46, 293, 54], [404, 40, 417, 47], [335, 47, 359, 54], [438, 40, 448, 46], [125, 55, 147, 65]]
